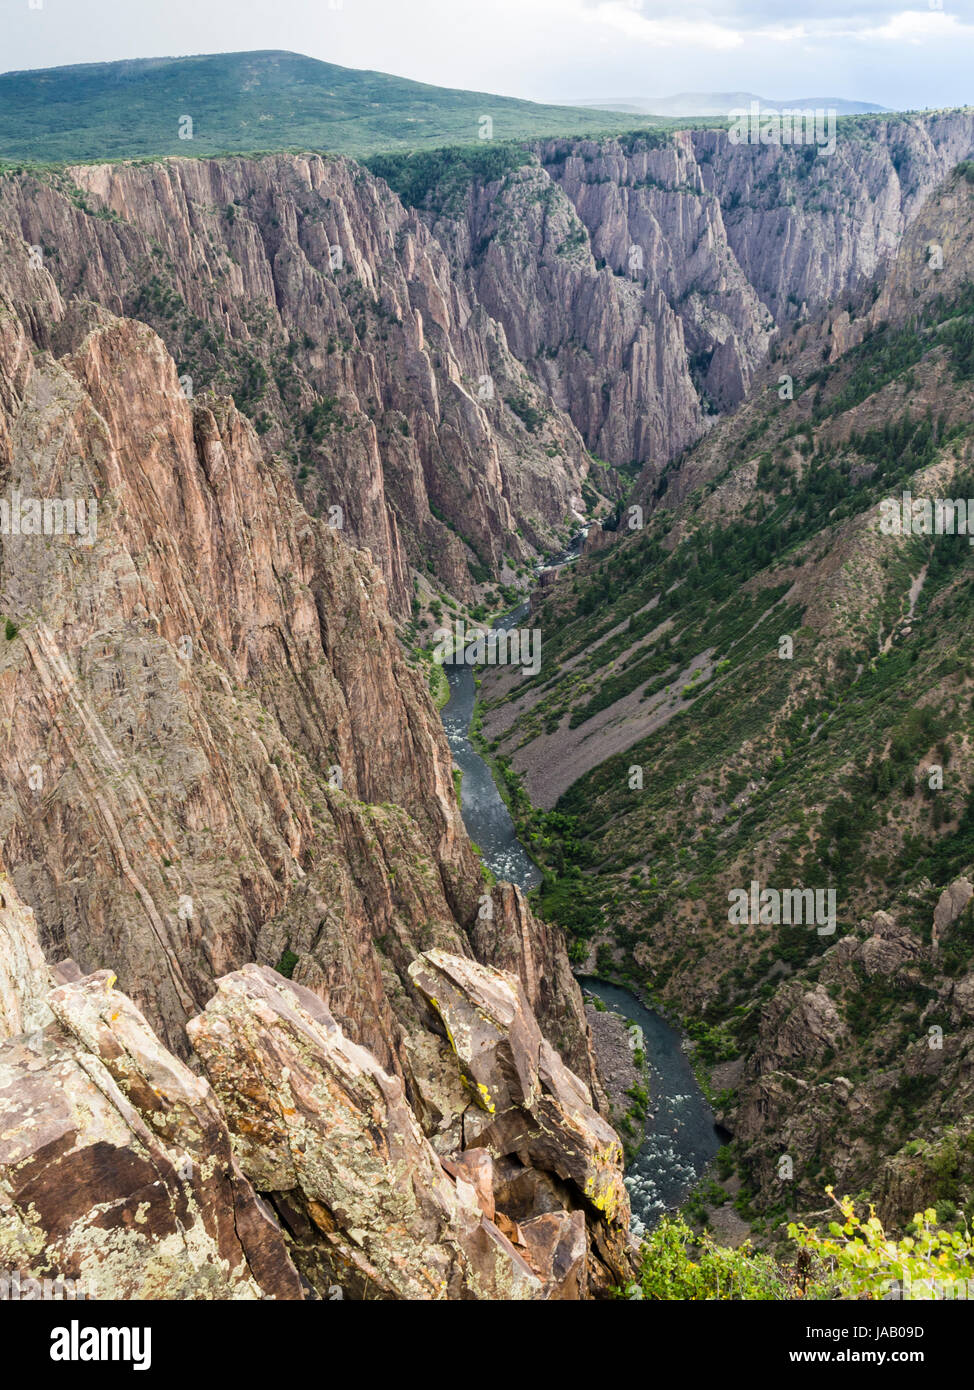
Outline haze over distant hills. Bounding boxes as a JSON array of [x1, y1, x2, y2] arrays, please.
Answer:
[[0, 48, 673, 163], [573, 92, 889, 118]]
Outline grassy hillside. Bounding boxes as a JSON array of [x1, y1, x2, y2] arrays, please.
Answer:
[[0, 49, 668, 163]]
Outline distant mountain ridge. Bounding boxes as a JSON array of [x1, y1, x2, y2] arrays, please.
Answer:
[[573, 91, 889, 118], [0, 48, 669, 163]]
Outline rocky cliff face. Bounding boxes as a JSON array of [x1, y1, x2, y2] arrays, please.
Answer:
[[0, 156, 595, 615], [731, 884, 974, 1221], [4, 114, 969, 607], [2, 114, 973, 1285], [0, 204, 629, 1295], [0, 218, 602, 1069], [425, 154, 708, 475], [393, 113, 974, 488], [696, 112, 974, 323], [0, 884, 303, 1300]]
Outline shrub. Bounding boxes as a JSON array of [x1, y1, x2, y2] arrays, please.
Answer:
[[622, 1216, 787, 1300], [274, 948, 299, 979], [788, 1189, 974, 1299]]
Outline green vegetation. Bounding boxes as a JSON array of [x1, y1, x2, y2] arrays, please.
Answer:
[[789, 1190, 974, 1300], [0, 50, 675, 164], [274, 947, 299, 979], [504, 392, 547, 434], [623, 1216, 788, 1300], [428, 659, 451, 711], [621, 1191, 974, 1300], [365, 143, 528, 217]]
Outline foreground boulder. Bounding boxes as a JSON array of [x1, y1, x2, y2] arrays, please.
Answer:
[[408, 949, 633, 1291], [0, 970, 302, 1299], [187, 964, 544, 1299], [188, 957, 634, 1298], [0, 860, 628, 1299]]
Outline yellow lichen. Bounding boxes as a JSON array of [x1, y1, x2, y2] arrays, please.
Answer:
[[584, 1173, 619, 1222]]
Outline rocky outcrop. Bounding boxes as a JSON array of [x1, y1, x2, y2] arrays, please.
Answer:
[[0, 861, 628, 1300], [0, 879, 302, 1299], [932, 878, 973, 956], [470, 881, 605, 1106], [693, 113, 974, 324], [187, 953, 631, 1298], [405, 115, 974, 486], [187, 962, 550, 1299], [408, 949, 632, 1291], [855, 911, 925, 977], [0, 224, 599, 1131], [742, 982, 846, 1083], [0, 873, 52, 1040], [730, 884, 974, 1216]]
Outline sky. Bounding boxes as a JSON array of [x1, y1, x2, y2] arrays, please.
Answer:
[[1, 0, 972, 111]]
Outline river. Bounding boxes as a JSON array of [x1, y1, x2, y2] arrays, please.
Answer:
[[437, 530, 721, 1232]]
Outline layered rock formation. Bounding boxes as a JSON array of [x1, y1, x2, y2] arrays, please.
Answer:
[[0, 881, 303, 1299], [0, 219, 604, 1081], [408, 949, 630, 1291], [189, 957, 632, 1297], [0, 227, 464, 1056]]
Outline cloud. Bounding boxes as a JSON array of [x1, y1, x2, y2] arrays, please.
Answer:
[[582, 1, 974, 47], [581, 1, 744, 49], [0, 0, 970, 113], [582, 0, 974, 22]]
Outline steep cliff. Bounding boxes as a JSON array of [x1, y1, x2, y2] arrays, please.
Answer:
[[2, 113, 973, 1281], [0, 217, 603, 1108], [0, 155, 595, 615], [379, 113, 974, 489]]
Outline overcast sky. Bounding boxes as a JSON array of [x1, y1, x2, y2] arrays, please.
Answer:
[[1, 0, 972, 110]]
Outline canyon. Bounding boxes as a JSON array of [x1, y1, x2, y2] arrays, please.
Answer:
[[0, 106, 973, 1297]]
